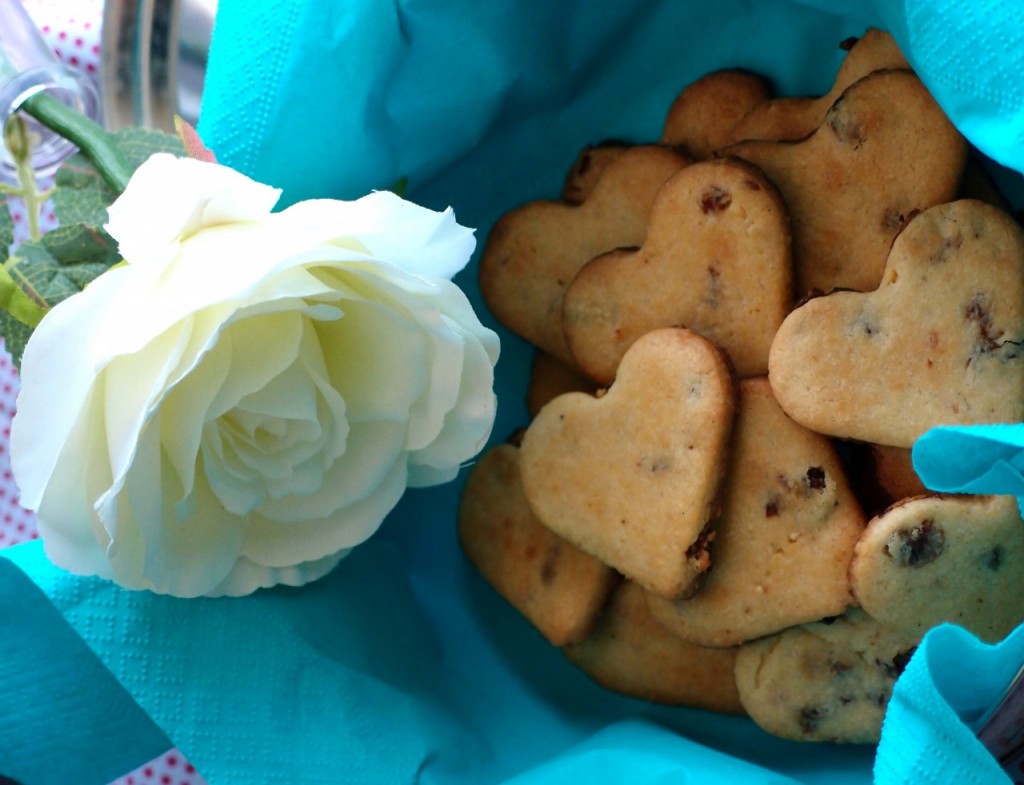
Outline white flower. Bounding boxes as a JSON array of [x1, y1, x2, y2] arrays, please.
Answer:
[[10, 153, 499, 597]]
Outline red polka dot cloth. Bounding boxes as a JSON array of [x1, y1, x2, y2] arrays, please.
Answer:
[[4, 3, 207, 784]]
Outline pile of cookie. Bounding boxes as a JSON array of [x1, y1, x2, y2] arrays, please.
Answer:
[[457, 29, 1024, 744]]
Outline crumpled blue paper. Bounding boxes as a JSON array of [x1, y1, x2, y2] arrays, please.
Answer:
[[6, 0, 1024, 783], [914, 425, 1024, 519], [0, 558, 172, 784], [877, 623, 1024, 785]]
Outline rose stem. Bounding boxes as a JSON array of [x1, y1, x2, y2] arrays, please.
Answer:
[[20, 91, 132, 194]]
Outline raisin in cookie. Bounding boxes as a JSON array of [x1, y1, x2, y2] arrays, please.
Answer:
[[734, 608, 920, 743], [768, 199, 1024, 447], [850, 494, 1024, 643], [563, 158, 792, 384], [479, 145, 690, 366], [728, 29, 909, 144], [519, 328, 735, 599], [722, 69, 965, 294], [646, 378, 864, 647]]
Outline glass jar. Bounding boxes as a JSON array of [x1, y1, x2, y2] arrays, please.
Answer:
[[0, 0, 101, 182]]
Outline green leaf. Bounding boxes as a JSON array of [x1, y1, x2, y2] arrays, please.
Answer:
[[114, 126, 188, 168], [0, 202, 12, 253], [0, 264, 46, 327], [7, 223, 120, 310], [0, 307, 34, 370], [53, 127, 186, 227]]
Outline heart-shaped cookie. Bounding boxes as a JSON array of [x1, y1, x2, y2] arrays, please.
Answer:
[[562, 157, 792, 384], [727, 28, 908, 144], [722, 69, 966, 294], [734, 607, 920, 744], [850, 494, 1024, 644], [768, 199, 1024, 447], [661, 69, 772, 158], [479, 145, 691, 366], [519, 328, 735, 599], [526, 351, 598, 418], [561, 141, 630, 205], [645, 378, 865, 647], [458, 441, 619, 646], [562, 580, 745, 713]]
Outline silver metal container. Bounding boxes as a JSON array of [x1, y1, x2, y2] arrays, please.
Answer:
[[100, 0, 217, 131]]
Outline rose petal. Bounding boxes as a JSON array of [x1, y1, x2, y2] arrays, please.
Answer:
[[32, 388, 114, 577], [407, 326, 497, 486], [96, 232, 339, 362], [255, 419, 406, 523], [314, 303, 426, 422], [244, 453, 409, 567], [275, 190, 476, 280], [10, 264, 132, 510], [207, 549, 349, 598], [102, 321, 195, 486], [133, 460, 251, 597], [105, 153, 281, 268]]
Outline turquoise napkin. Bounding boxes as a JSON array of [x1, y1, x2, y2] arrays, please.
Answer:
[[6, 0, 1024, 783], [877, 623, 1024, 784], [0, 558, 171, 784], [915, 425, 1024, 512]]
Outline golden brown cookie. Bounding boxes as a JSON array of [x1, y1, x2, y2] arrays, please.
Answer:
[[850, 494, 1024, 643], [458, 442, 619, 646], [661, 70, 773, 158], [768, 199, 1024, 448], [728, 28, 909, 144], [646, 378, 863, 647], [519, 328, 735, 599], [562, 157, 792, 384], [479, 145, 691, 366], [563, 580, 745, 713], [722, 69, 966, 295], [734, 608, 920, 743], [526, 352, 600, 419], [561, 141, 631, 204]]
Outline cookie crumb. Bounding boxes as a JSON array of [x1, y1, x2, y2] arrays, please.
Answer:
[[686, 528, 717, 573]]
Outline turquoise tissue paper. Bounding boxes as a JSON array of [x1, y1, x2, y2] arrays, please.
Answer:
[[5, 0, 1024, 783]]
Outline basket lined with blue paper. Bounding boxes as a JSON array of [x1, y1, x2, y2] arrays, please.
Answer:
[[6, 1, 1024, 784]]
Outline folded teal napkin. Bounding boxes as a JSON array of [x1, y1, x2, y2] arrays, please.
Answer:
[[915, 425, 1024, 510], [877, 623, 1024, 784], [0, 558, 171, 785], [7, 0, 1024, 784]]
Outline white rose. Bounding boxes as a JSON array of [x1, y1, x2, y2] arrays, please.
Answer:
[[10, 153, 499, 597]]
